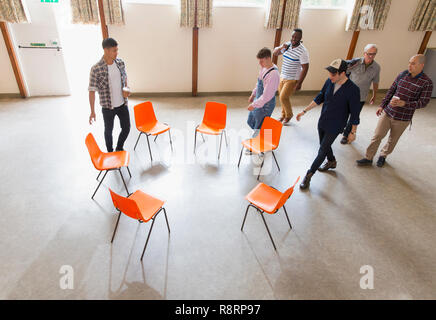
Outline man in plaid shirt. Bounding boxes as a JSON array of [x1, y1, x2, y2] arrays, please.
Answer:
[[357, 54, 433, 167], [88, 38, 131, 152]]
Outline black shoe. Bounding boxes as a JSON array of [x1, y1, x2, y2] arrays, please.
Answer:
[[300, 172, 314, 190], [340, 136, 348, 144], [356, 158, 372, 166], [318, 160, 337, 172], [376, 156, 386, 167], [115, 148, 125, 152]]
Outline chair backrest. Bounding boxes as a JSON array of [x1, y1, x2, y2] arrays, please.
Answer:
[[134, 101, 157, 129], [109, 188, 142, 221], [202, 101, 227, 129], [259, 117, 283, 148], [85, 133, 103, 169], [275, 176, 300, 210]]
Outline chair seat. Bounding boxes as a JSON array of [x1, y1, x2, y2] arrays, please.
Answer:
[[245, 183, 282, 214], [196, 122, 224, 135], [96, 151, 130, 170], [138, 121, 170, 136], [128, 190, 165, 222], [242, 138, 276, 154]]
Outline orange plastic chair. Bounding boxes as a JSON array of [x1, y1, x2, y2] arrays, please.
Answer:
[[194, 101, 228, 159], [237, 117, 283, 180], [109, 188, 170, 260], [133, 101, 173, 162], [85, 133, 131, 199], [241, 176, 300, 250]]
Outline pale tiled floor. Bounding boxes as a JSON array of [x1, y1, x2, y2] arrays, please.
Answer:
[[0, 93, 435, 299]]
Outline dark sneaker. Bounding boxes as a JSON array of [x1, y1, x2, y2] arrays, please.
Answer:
[[300, 172, 314, 190], [356, 158, 373, 166], [340, 136, 348, 144], [376, 156, 386, 167], [318, 160, 337, 172], [115, 148, 125, 152]]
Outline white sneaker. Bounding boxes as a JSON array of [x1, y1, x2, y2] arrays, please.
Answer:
[[245, 149, 253, 155]]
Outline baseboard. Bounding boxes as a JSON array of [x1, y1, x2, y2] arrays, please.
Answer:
[[0, 93, 22, 99]]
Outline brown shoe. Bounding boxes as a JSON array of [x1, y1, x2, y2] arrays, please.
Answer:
[[318, 160, 337, 172], [300, 172, 314, 190], [278, 116, 285, 122], [282, 117, 292, 124]]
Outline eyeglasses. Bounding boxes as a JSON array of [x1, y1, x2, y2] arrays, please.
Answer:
[[365, 53, 377, 56]]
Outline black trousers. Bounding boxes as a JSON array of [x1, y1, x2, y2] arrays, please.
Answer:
[[309, 127, 339, 174], [102, 104, 131, 152], [343, 101, 365, 137]]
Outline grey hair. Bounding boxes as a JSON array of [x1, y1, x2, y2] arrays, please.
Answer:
[[414, 54, 426, 65], [364, 44, 378, 53]]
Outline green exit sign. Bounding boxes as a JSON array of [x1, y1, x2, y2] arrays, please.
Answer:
[[41, 0, 59, 3]]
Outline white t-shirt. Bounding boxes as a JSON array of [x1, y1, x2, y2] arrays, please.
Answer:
[[280, 43, 309, 80], [108, 62, 124, 108]]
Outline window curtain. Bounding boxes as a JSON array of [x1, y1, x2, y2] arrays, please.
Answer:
[[346, 0, 391, 31], [71, 0, 124, 25], [71, 0, 99, 24], [103, 0, 125, 25], [409, 0, 435, 31], [180, 0, 213, 28], [0, 0, 29, 23], [265, 0, 302, 29]]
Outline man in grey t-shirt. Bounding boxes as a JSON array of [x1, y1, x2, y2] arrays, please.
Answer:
[[341, 44, 380, 144]]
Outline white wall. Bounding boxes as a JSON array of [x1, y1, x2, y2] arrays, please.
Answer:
[[9, 1, 70, 96], [0, 0, 434, 94]]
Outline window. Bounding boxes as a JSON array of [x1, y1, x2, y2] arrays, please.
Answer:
[[301, 0, 353, 9], [214, 0, 266, 8]]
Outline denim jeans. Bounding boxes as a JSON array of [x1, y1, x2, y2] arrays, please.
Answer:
[[102, 104, 131, 152]]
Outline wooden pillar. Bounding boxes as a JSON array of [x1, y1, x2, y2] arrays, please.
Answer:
[[346, 30, 360, 60], [272, 0, 287, 65], [0, 22, 27, 98], [418, 31, 432, 54], [98, 0, 109, 39], [192, 0, 199, 96]]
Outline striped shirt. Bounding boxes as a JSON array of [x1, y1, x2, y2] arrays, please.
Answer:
[[280, 43, 309, 80], [381, 70, 433, 121]]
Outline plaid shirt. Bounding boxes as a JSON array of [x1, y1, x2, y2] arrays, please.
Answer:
[[381, 70, 433, 121], [88, 57, 128, 110]]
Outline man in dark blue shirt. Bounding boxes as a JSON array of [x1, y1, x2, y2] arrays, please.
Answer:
[[296, 59, 361, 189]]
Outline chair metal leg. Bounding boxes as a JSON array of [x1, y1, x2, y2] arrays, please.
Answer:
[[283, 205, 292, 230], [259, 210, 277, 250], [96, 171, 102, 181], [224, 129, 228, 147], [111, 211, 121, 243], [257, 157, 265, 181], [126, 166, 132, 178], [237, 145, 244, 167], [134, 132, 142, 151], [163, 207, 171, 233], [154, 135, 158, 142], [145, 134, 153, 162], [241, 204, 251, 231], [140, 217, 156, 261], [218, 132, 223, 159], [272, 151, 280, 171], [201, 133, 205, 142], [118, 169, 130, 195], [168, 129, 173, 152], [92, 170, 108, 199], [194, 126, 198, 154]]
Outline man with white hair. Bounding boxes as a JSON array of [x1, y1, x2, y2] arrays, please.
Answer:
[[341, 44, 380, 144], [357, 54, 433, 167]]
